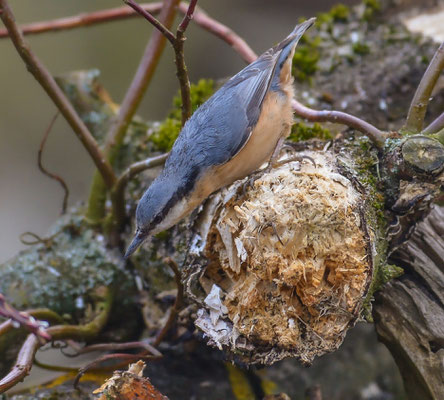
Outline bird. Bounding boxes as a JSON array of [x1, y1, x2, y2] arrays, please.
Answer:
[[124, 18, 316, 258]]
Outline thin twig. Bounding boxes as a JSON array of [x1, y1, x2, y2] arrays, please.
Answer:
[[123, 0, 176, 44], [37, 112, 69, 214], [182, 3, 257, 64], [73, 353, 160, 389], [0, 0, 116, 189], [124, 0, 196, 124], [405, 42, 444, 133], [292, 99, 387, 148], [153, 257, 184, 346], [0, 288, 112, 394], [422, 111, 444, 135], [177, 0, 197, 33], [111, 153, 168, 232], [64, 340, 162, 358], [174, 0, 198, 123], [0, 2, 258, 64], [104, 0, 179, 156]]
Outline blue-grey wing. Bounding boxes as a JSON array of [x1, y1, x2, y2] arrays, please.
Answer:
[[168, 51, 280, 172]]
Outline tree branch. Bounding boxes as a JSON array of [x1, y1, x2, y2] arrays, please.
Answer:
[[0, 287, 112, 394], [87, 0, 178, 228], [111, 153, 168, 232], [405, 42, 444, 133], [123, 0, 176, 44], [0, 0, 117, 189], [292, 99, 387, 148], [37, 112, 69, 214], [104, 0, 179, 154], [174, 0, 198, 124], [153, 257, 184, 346], [422, 111, 444, 135], [181, 3, 257, 64], [0, 295, 51, 341], [0, 2, 258, 64]]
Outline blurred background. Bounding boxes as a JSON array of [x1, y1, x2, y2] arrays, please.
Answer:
[[0, 0, 360, 262]]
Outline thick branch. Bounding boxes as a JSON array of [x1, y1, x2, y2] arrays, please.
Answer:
[[292, 99, 387, 148], [405, 42, 444, 133], [0, 0, 116, 189]]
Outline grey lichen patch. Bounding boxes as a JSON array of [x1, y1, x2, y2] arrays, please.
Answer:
[[0, 211, 132, 317], [192, 151, 373, 365]]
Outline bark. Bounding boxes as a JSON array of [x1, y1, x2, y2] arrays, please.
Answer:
[[374, 205, 444, 400]]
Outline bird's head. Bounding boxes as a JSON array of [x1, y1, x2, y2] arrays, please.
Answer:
[[124, 174, 183, 259]]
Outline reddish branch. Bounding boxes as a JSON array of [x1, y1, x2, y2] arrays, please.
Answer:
[[0, 295, 51, 341], [0, 3, 258, 64], [292, 99, 387, 147], [0, 0, 116, 189], [38, 112, 69, 214], [0, 288, 112, 394], [405, 42, 444, 133], [104, 0, 179, 157], [124, 0, 197, 124]]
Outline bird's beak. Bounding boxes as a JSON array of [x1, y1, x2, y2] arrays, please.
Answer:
[[124, 230, 146, 259]]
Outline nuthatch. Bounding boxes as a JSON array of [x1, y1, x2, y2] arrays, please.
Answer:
[[125, 18, 315, 258]]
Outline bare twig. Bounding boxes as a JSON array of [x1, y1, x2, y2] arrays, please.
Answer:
[[111, 153, 168, 232], [0, 0, 117, 189], [104, 0, 179, 155], [74, 353, 161, 389], [70, 340, 162, 358], [292, 99, 387, 148], [0, 288, 112, 394], [153, 257, 184, 346], [405, 42, 444, 133], [0, 2, 258, 64], [174, 0, 198, 123], [0, 294, 51, 341], [123, 0, 176, 44], [124, 0, 197, 124], [38, 112, 69, 214], [182, 3, 257, 64], [422, 111, 444, 135]]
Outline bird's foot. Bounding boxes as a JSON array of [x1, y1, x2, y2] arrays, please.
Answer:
[[270, 154, 316, 170]]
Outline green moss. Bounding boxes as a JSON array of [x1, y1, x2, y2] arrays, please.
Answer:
[[362, 0, 381, 21], [288, 122, 332, 142], [151, 79, 215, 152], [316, 4, 350, 27], [292, 36, 321, 82], [331, 4, 350, 21], [352, 41, 370, 55]]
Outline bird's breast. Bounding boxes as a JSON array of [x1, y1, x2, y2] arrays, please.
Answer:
[[192, 90, 294, 201]]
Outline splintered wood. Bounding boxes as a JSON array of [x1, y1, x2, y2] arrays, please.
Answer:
[[93, 361, 168, 399], [197, 152, 371, 364]]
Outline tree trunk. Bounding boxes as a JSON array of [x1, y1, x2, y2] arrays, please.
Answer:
[[374, 205, 444, 400]]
